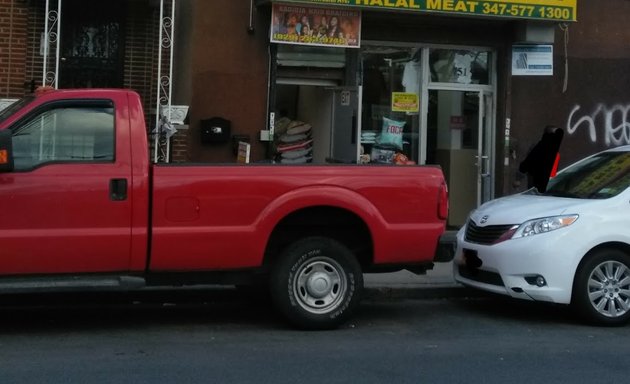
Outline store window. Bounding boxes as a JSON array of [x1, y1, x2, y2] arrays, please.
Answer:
[[429, 49, 491, 85], [270, 42, 364, 165], [360, 45, 421, 165]]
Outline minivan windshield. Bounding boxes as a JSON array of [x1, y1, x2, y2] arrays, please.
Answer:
[[0, 96, 35, 124], [544, 151, 630, 199]]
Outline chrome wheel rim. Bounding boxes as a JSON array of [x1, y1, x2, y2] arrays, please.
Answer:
[[293, 256, 347, 315], [587, 260, 630, 318]]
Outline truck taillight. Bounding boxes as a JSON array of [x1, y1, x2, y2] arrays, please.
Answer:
[[437, 182, 449, 220]]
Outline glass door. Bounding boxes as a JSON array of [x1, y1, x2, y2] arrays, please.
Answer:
[[427, 89, 493, 227], [478, 91, 494, 206]]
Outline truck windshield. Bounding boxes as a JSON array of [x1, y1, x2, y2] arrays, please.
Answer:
[[545, 151, 630, 199], [0, 96, 35, 124]]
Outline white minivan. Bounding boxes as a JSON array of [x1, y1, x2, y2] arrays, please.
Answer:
[[454, 145, 630, 325]]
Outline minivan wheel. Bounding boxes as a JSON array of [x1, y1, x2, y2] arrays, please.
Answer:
[[270, 236, 363, 330], [573, 248, 630, 326]]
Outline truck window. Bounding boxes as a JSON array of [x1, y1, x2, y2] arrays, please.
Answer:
[[12, 106, 114, 170]]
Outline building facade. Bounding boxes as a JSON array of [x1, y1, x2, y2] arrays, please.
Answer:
[[1, 0, 629, 228]]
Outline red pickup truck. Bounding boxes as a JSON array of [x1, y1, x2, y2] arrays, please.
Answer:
[[0, 89, 450, 329]]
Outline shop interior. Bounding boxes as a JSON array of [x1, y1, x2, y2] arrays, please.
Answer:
[[270, 44, 491, 174], [271, 45, 357, 164], [271, 45, 423, 165]]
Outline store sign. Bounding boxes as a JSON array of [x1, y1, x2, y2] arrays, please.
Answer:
[[391, 92, 419, 113], [270, 3, 362, 48], [512, 44, 553, 76], [275, 0, 576, 22]]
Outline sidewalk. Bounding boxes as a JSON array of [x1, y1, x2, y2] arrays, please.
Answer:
[[361, 230, 470, 299], [364, 261, 456, 289], [362, 261, 477, 299]]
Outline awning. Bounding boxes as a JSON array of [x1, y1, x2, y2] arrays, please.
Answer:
[[257, 0, 577, 22]]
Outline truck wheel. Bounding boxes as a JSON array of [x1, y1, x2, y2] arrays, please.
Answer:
[[270, 236, 363, 330], [573, 248, 630, 326]]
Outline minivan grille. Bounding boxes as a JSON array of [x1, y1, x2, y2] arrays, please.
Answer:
[[465, 220, 516, 245]]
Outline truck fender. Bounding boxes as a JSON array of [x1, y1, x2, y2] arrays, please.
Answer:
[[253, 185, 386, 254]]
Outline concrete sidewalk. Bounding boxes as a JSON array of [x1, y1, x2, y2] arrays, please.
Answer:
[[364, 261, 456, 289], [362, 261, 478, 299]]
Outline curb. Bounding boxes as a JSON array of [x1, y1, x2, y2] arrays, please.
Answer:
[[363, 285, 490, 300]]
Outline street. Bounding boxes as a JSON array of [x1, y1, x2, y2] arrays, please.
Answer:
[[0, 288, 628, 383]]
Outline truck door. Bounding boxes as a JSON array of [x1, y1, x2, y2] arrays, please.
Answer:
[[0, 98, 132, 275]]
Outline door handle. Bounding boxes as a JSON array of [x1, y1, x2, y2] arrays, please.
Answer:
[[109, 178, 128, 201]]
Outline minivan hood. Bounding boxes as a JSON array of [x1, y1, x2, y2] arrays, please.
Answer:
[[469, 193, 587, 226]]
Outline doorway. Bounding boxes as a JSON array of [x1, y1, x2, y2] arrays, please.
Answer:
[[427, 89, 493, 227], [59, 0, 125, 88]]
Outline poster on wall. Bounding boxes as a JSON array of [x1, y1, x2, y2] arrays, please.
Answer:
[[391, 92, 419, 113], [270, 3, 361, 48], [512, 44, 553, 76]]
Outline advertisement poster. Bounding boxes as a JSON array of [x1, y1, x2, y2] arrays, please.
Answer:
[[512, 44, 553, 76], [271, 3, 361, 48], [391, 92, 419, 113]]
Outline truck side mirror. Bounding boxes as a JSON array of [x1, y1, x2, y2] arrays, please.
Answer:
[[0, 129, 14, 172]]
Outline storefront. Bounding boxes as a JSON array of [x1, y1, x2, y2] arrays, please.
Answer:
[[258, 0, 576, 226], [4, 0, 591, 230]]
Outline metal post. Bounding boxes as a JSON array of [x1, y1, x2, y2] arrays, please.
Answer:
[[42, 0, 49, 84], [165, 0, 176, 160], [54, 0, 62, 88], [153, 0, 176, 163], [42, 0, 61, 88]]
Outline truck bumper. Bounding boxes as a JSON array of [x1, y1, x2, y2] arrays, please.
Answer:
[[433, 230, 457, 262]]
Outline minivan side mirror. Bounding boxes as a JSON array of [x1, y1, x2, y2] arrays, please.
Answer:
[[0, 129, 14, 172]]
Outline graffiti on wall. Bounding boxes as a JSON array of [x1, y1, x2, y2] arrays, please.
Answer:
[[567, 103, 630, 146]]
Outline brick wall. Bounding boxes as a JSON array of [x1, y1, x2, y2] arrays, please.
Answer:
[[0, 0, 29, 98], [170, 126, 190, 163], [25, 2, 44, 92]]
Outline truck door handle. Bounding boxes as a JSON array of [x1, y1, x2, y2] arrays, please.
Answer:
[[109, 178, 128, 201]]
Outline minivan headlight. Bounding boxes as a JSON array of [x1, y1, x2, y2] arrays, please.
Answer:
[[512, 215, 579, 238]]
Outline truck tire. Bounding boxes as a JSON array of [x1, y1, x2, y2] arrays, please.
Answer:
[[572, 248, 630, 326], [270, 236, 363, 330]]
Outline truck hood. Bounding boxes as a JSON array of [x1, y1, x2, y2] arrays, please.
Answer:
[[469, 193, 588, 226]]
